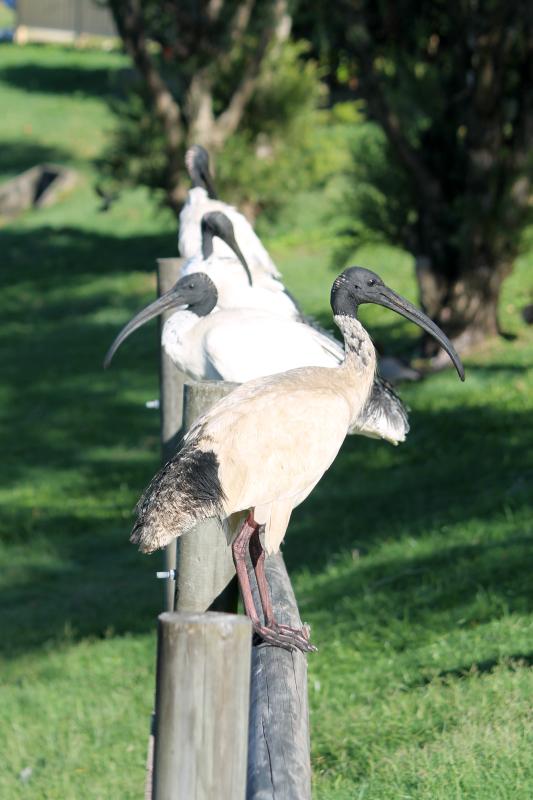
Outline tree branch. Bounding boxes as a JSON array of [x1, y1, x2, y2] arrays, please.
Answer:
[[186, 69, 216, 145], [206, 0, 225, 22], [108, 0, 185, 206], [213, 0, 288, 144], [228, 0, 255, 44]]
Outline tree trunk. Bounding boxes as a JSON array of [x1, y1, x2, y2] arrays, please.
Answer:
[[416, 255, 510, 364]]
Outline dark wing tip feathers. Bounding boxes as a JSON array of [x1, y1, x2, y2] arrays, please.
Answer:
[[130, 441, 225, 553], [359, 373, 410, 441]]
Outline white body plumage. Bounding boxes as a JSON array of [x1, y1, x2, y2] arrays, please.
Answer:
[[135, 314, 377, 556], [159, 279, 407, 445], [162, 307, 341, 383]]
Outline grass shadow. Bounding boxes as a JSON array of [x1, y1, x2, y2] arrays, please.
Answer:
[[417, 652, 533, 686], [0, 63, 128, 98], [2, 224, 176, 289], [0, 224, 177, 656], [1, 508, 161, 658], [0, 141, 73, 179], [295, 529, 533, 643]]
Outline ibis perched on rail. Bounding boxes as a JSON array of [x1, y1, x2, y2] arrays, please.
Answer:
[[105, 271, 408, 443], [126, 268, 465, 651], [189, 213, 421, 380], [181, 211, 300, 319], [179, 145, 282, 285]]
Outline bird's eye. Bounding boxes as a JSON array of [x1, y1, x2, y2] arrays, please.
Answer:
[[188, 282, 195, 289], [367, 279, 376, 287]]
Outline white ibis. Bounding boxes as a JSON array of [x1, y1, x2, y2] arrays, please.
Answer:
[[105, 271, 409, 445], [181, 211, 308, 319], [179, 145, 282, 284], [119, 268, 465, 651]]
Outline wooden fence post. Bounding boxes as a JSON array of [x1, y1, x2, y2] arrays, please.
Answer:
[[152, 611, 252, 800], [247, 552, 312, 800], [157, 258, 186, 612], [175, 381, 239, 614]]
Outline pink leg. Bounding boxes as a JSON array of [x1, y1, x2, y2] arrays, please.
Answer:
[[234, 513, 315, 653], [248, 526, 275, 626], [249, 526, 314, 649]]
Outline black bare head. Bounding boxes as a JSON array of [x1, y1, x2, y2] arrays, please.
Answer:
[[331, 266, 465, 380], [104, 273, 217, 368], [185, 145, 217, 199], [201, 211, 253, 286]]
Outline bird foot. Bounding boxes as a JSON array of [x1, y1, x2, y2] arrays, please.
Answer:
[[252, 621, 317, 653], [276, 622, 313, 640]]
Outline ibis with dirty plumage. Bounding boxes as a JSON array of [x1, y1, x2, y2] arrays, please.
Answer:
[[126, 268, 465, 651]]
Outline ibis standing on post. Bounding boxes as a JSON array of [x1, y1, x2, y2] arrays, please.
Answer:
[[126, 268, 465, 652], [181, 211, 302, 319], [179, 145, 282, 286]]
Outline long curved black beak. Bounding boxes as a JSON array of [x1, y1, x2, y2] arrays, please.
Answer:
[[226, 238, 253, 287], [104, 288, 185, 369], [377, 286, 465, 380]]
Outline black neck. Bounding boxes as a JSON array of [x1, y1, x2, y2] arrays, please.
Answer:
[[201, 224, 215, 260], [330, 279, 358, 320], [200, 212, 253, 286], [189, 162, 217, 199]]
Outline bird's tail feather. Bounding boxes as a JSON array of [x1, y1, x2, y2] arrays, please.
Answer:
[[130, 442, 226, 553]]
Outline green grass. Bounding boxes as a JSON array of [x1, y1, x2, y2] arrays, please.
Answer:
[[1, 43, 532, 799]]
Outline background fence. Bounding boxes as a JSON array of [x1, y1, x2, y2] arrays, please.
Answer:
[[16, 0, 116, 42]]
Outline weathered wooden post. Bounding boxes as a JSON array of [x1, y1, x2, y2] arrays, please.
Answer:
[[157, 258, 186, 612], [247, 553, 312, 800], [152, 611, 252, 800], [175, 381, 239, 614], [149, 381, 244, 800]]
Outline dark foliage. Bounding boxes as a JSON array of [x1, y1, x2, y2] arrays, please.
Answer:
[[101, 0, 322, 216], [295, 0, 533, 351]]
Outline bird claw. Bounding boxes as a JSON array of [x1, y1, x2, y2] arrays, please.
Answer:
[[276, 622, 312, 641], [253, 622, 317, 653]]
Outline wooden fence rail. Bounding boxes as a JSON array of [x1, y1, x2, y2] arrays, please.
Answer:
[[247, 553, 312, 799]]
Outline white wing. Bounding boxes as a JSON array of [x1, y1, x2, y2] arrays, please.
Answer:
[[201, 311, 340, 383]]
